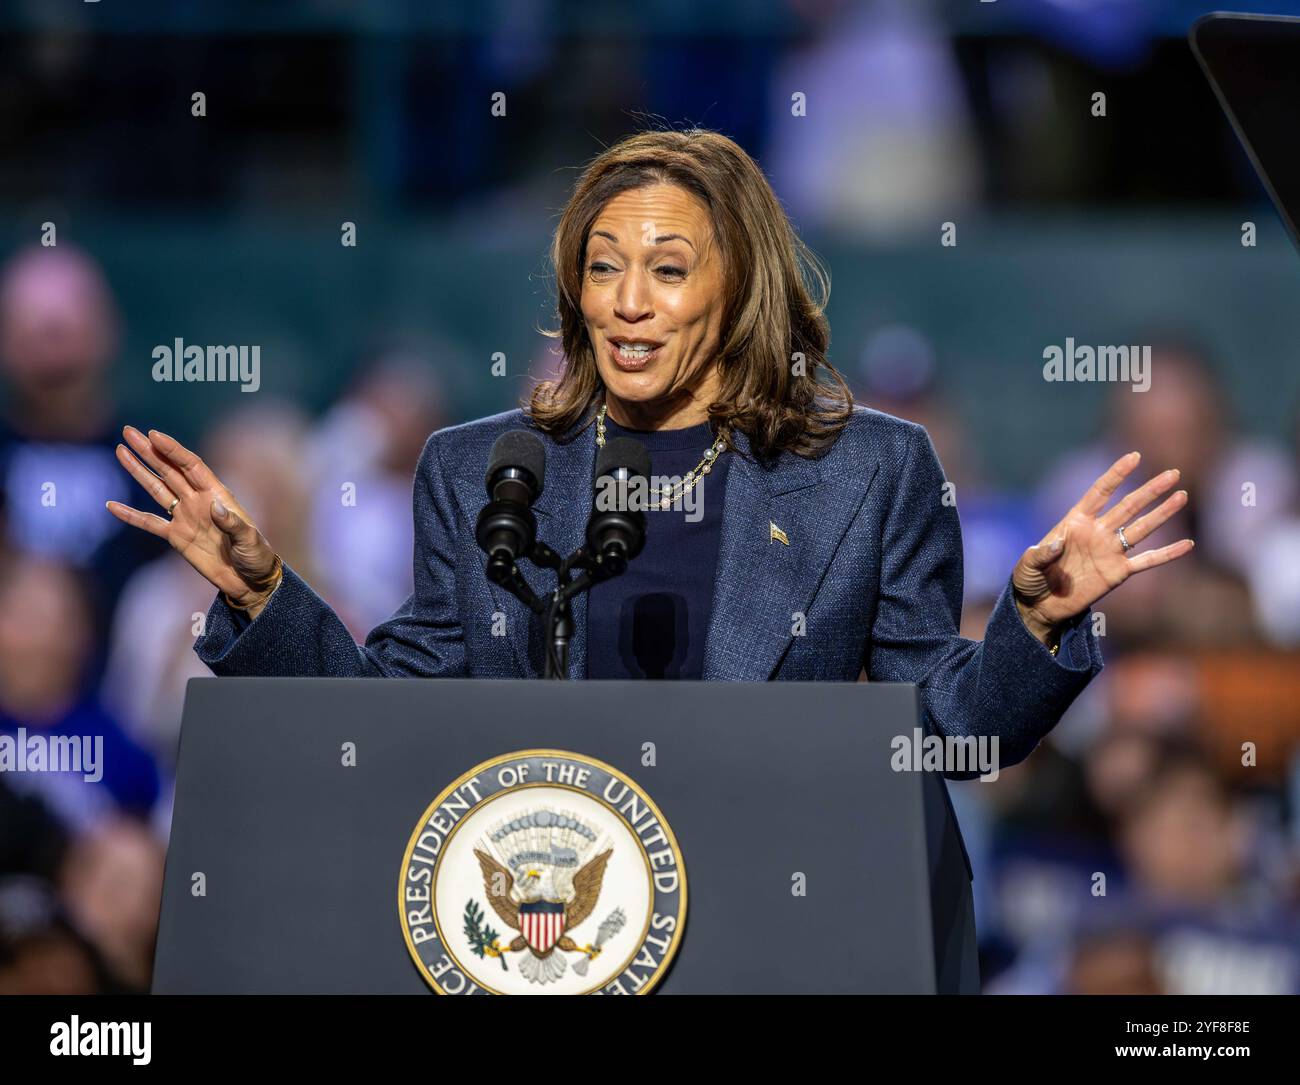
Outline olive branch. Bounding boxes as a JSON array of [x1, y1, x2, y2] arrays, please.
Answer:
[[463, 899, 508, 971]]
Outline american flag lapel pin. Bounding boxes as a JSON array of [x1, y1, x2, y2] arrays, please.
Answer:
[[769, 521, 789, 545]]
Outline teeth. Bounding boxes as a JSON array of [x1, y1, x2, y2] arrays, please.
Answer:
[[616, 343, 655, 355]]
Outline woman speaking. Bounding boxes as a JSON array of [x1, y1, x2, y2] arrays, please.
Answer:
[[105, 129, 1192, 766]]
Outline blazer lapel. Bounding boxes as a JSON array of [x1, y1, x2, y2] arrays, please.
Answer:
[[452, 420, 597, 680], [701, 431, 880, 681]]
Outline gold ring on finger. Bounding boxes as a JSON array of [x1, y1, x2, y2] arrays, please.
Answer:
[[166, 496, 180, 517]]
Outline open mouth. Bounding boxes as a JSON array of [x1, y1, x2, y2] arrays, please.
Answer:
[[607, 338, 664, 371]]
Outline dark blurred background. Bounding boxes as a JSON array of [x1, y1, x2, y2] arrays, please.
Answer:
[[1, 0, 1299, 994]]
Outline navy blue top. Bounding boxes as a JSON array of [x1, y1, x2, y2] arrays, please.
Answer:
[[585, 414, 732, 680]]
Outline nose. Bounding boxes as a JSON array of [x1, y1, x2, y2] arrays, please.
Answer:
[[613, 265, 654, 324]]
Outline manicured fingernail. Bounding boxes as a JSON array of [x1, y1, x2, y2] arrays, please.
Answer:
[[213, 497, 227, 517], [1049, 538, 1063, 552]]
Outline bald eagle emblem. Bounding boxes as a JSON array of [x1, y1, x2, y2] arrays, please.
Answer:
[[466, 807, 622, 985]]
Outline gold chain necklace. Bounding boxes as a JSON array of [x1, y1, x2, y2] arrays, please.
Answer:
[[595, 403, 728, 509]]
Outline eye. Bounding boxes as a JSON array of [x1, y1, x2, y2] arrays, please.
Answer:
[[587, 261, 616, 278], [656, 265, 686, 279]]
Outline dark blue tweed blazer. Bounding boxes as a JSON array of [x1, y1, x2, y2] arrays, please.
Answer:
[[194, 404, 1103, 765]]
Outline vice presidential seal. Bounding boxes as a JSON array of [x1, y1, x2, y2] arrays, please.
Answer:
[[398, 750, 686, 995]]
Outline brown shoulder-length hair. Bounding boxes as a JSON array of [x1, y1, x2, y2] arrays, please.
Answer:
[[527, 127, 854, 461]]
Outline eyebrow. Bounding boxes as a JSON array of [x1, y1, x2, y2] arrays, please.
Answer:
[[589, 229, 696, 251]]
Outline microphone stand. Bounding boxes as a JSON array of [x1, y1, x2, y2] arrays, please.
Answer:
[[486, 540, 622, 679]]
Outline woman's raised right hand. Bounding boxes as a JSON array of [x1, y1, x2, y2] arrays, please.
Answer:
[[106, 426, 282, 618]]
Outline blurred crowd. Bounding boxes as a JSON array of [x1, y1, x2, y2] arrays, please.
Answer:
[[869, 329, 1300, 994], [0, 245, 448, 992]]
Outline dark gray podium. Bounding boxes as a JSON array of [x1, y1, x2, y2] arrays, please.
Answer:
[[153, 678, 978, 994]]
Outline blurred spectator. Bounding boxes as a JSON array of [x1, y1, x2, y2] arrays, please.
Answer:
[[850, 324, 1033, 607], [99, 554, 218, 775], [972, 657, 1277, 976], [765, 0, 979, 237], [1063, 927, 1164, 995], [852, 324, 982, 491], [0, 244, 169, 679], [1117, 744, 1250, 908], [0, 553, 159, 830], [1111, 746, 1300, 994], [1098, 652, 1200, 738], [0, 775, 67, 883], [306, 351, 447, 634], [59, 818, 164, 993], [1246, 395, 1300, 646], [0, 876, 107, 995], [1251, 517, 1300, 647], [989, 735, 1300, 994]]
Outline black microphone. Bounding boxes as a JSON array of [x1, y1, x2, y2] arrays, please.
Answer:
[[586, 436, 649, 576], [476, 431, 546, 572]]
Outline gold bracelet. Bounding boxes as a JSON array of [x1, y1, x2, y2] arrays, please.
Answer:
[[223, 555, 283, 612]]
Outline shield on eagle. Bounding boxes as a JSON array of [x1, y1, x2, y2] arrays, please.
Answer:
[[518, 900, 566, 953], [470, 811, 615, 982]]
